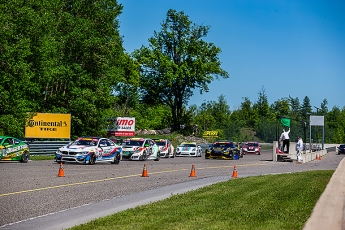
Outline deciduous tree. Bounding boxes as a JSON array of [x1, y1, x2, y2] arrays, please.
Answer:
[[132, 9, 229, 130]]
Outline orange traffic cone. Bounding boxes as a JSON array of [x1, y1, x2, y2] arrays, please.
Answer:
[[232, 165, 238, 178], [58, 162, 65, 177], [189, 164, 197, 177], [316, 154, 320, 160], [141, 164, 149, 177]]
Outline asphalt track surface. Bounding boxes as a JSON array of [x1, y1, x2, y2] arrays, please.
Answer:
[[0, 149, 343, 230]]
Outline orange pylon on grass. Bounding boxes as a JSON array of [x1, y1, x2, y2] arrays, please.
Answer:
[[189, 164, 197, 177], [57, 162, 65, 177], [141, 164, 149, 177], [232, 165, 238, 178]]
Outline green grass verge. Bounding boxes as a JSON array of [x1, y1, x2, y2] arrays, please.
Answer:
[[69, 170, 333, 230], [30, 155, 55, 161]]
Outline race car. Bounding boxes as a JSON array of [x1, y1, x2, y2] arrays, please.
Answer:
[[0, 136, 30, 163], [175, 142, 202, 157], [55, 137, 122, 164], [122, 138, 160, 161], [205, 141, 240, 160], [152, 138, 175, 158], [242, 141, 261, 155]]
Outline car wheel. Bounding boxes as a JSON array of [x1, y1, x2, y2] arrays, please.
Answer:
[[111, 153, 121, 164], [20, 151, 29, 163], [140, 152, 147, 161], [89, 154, 96, 165]]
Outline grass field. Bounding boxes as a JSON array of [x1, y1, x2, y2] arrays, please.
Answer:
[[68, 170, 333, 230]]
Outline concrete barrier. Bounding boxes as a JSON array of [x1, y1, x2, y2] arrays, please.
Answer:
[[272, 142, 337, 163]]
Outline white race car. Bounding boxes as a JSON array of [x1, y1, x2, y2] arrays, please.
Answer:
[[55, 137, 122, 165], [175, 142, 202, 157], [153, 139, 175, 158], [121, 138, 160, 161]]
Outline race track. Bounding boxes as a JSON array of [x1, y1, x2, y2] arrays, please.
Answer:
[[0, 149, 343, 229]]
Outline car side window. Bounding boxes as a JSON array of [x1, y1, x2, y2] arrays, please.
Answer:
[[13, 138, 20, 144], [4, 138, 13, 146], [99, 139, 107, 147], [107, 140, 115, 146]]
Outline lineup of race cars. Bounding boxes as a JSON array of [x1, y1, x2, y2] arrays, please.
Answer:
[[0, 135, 262, 164]]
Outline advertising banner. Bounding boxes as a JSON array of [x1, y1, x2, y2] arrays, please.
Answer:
[[107, 117, 135, 137], [25, 113, 71, 139], [202, 131, 219, 138]]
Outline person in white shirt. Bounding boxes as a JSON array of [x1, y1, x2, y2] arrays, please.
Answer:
[[279, 130, 284, 152], [281, 128, 290, 153], [296, 136, 304, 162]]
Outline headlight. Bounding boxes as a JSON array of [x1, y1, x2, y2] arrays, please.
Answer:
[[56, 150, 61, 154]]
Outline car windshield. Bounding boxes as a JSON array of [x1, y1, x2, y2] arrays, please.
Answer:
[[154, 141, 166, 146], [213, 143, 235, 148], [247, 143, 258, 147], [340, 145, 345, 148], [124, 140, 144, 147], [73, 139, 98, 146], [180, 143, 196, 148]]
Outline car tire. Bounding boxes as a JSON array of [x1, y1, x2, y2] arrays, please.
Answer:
[[140, 152, 147, 161], [20, 151, 29, 163], [111, 153, 121, 164]]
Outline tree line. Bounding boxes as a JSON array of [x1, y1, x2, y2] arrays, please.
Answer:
[[1, 1, 344, 143]]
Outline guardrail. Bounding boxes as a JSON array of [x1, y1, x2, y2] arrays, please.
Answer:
[[25, 140, 70, 155], [326, 146, 336, 153]]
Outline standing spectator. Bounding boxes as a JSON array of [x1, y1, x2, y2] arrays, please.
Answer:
[[281, 128, 290, 153], [279, 130, 285, 152], [296, 136, 304, 162]]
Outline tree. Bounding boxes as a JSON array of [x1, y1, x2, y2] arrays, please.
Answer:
[[239, 97, 257, 127], [132, 9, 229, 130], [300, 96, 312, 121], [320, 99, 328, 114], [253, 87, 270, 118], [0, 0, 126, 137]]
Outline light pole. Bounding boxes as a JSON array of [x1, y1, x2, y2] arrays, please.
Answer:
[[313, 106, 324, 150]]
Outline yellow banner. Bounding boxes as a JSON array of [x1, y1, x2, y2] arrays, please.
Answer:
[[202, 131, 219, 138], [25, 113, 71, 139]]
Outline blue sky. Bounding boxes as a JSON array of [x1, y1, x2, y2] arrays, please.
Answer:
[[117, 0, 345, 112]]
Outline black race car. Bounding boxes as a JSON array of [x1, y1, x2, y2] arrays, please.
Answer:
[[205, 141, 240, 160], [338, 144, 345, 154]]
